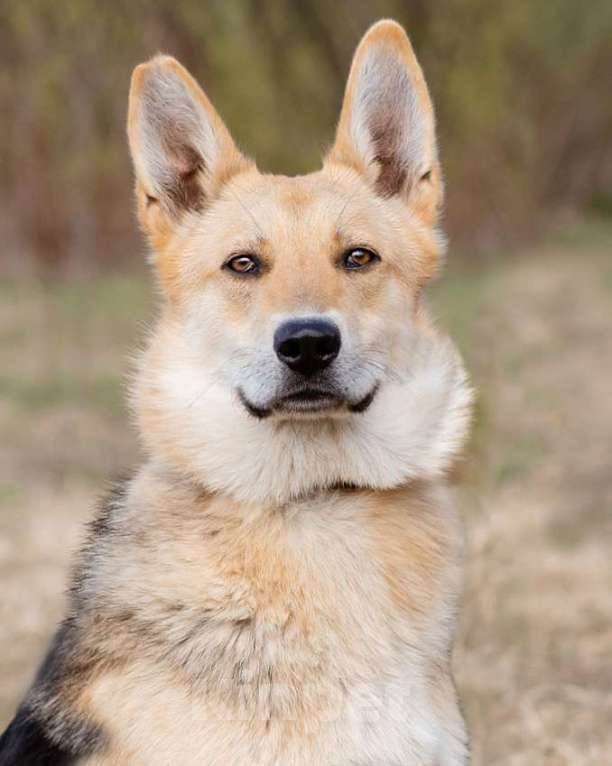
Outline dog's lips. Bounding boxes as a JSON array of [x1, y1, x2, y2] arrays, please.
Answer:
[[348, 383, 379, 413], [238, 384, 379, 419], [277, 388, 342, 413]]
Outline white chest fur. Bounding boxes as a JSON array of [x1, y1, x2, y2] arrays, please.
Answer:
[[81, 477, 467, 765]]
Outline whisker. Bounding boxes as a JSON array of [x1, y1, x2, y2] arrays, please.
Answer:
[[334, 186, 362, 231], [225, 186, 265, 240]]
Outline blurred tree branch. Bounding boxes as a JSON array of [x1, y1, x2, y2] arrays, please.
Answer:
[[0, 0, 611, 274]]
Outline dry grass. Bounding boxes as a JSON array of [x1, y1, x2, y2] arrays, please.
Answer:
[[1, 221, 611, 762]]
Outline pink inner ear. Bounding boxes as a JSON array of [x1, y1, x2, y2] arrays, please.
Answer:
[[353, 47, 429, 199], [132, 60, 254, 221], [134, 64, 211, 215], [168, 140, 206, 206]]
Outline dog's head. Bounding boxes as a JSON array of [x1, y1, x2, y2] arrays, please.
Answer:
[[128, 20, 472, 504]]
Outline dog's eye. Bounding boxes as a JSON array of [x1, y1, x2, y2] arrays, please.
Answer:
[[342, 248, 380, 270], [224, 255, 261, 275]]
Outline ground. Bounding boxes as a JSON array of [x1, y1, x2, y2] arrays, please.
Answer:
[[1, 220, 610, 764]]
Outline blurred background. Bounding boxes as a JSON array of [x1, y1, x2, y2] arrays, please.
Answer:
[[1, 1, 611, 763]]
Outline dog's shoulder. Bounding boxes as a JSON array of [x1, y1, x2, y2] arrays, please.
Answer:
[[0, 622, 104, 765], [0, 480, 135, 765], [0, 710, 76, 766]]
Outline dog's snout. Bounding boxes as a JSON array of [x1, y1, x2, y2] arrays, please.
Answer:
[[274, 319, 341, 377]]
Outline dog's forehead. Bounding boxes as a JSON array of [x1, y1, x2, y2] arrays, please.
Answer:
[[244, 171, 348, 203], [220, 169, 387, 244]]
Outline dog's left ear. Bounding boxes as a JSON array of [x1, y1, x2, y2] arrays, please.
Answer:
[[327, 20, 442, 226]]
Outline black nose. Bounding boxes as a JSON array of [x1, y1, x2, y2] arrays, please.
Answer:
[[274, 318, 341, 377]]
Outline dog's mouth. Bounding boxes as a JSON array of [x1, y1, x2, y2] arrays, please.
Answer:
[[238, 385, 379, 419], [278, 388, 342, 414]]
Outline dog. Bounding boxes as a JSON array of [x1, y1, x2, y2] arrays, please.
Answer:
[[0, 19, 472, 765]]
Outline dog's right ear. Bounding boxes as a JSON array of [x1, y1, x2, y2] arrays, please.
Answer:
[[128, 56, 252, 250]]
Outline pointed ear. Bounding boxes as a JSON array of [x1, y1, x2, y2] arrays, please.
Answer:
[[127, 55, 252, 245], [327, 20, 442, 225]]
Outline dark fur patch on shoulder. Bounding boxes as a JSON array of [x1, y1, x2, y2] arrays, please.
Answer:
[[68, 474, 132, 599], [0, 479, 128, 765], [89, 474, 132, 538], [31, 621, 76, 689], [0, 625, 106, 765], [0, 708, 95, 766]]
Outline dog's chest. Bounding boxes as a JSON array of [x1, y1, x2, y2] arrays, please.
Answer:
[[84, 491, 456, 764]]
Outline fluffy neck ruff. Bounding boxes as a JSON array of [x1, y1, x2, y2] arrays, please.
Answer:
[[135, 332, 472, 506]]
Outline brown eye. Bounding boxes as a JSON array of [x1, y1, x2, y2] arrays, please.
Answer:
[[224, 254, 261, 275], [343, 247, 379, 270]]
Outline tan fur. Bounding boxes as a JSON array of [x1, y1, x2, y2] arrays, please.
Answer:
[[3, 20, 472, 766], [72, 472, 465, 764], [328, 20, 443, 227], [110, 20, 470, 764]]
